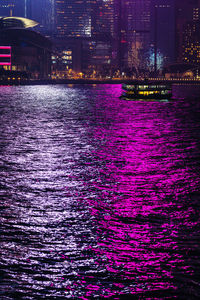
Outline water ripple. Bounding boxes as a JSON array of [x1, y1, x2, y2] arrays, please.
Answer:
[[0, 84, 200, 299]]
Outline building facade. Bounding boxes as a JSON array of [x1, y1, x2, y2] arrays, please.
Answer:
[[151, 0, 175, 71], [52, 0, 116, 75], [182, 20, 200, 65], [117, 0, 151, 74], [175, 0, 200, 65], [55, 0, 91, 38], [0, 17, 52, 78]]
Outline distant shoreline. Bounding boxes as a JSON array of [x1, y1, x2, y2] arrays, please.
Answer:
[[0, 78, 124, 86], [1, 78, 200, 86]]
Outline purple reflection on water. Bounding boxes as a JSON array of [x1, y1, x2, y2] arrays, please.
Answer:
[[77, 85, 199, 297], [0, 84, 199, 299]]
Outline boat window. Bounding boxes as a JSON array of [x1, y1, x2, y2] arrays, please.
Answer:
[[138, 85, 148, 89], [126, 85, 136, 89]]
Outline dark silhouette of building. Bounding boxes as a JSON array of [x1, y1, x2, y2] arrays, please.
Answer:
[[151, 0, 175, 71], [117, 0, 151, 73], [52, 0, 116, 74], [0, 17, 52, 78]]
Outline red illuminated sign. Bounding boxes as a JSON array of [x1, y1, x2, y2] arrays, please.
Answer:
[[0, 46, 12, 66]]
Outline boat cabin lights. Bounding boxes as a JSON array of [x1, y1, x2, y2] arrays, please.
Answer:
[[138, 85, 149, 89], [126, 85, 136, 89], [138, 91, 160, 95]]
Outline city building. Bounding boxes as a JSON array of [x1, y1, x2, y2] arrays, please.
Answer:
[[84, 0, 115, 75], [118, 0, 151, 74], [0, 17, 52, 78], [0, 46, 12, 68], [181, 20, 200, 66], [91, 0, 115, 40], [52, 0, 116, 75], [51, 38, 82, 75], [151, 0, 175, 72], [55, 0, 91, 38], [175, 0, 200, 64]]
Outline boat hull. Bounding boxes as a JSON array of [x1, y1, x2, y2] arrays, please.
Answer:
[[120, 93, 172, 100]]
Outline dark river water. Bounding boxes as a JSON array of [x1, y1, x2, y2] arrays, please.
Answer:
[[0, 84, 200, 299]]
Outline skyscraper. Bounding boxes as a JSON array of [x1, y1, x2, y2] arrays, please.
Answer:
[[151, 0, 175, 71], [52, 0, 116, 74], [55, 0, 91, 38], [175, 0, 200, 64], [91, 0, 115, 39], [54, 0, 115, 39], [85, 0, 116, 72], [118, 0, 151, 72]]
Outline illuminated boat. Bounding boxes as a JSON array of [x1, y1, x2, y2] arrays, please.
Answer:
[[120, 83, 172, 100]]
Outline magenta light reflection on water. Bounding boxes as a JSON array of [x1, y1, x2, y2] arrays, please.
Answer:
[[75, 85, 198, 298]]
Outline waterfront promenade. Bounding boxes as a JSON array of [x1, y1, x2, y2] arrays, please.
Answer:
[[1, 77, 200, 85]]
